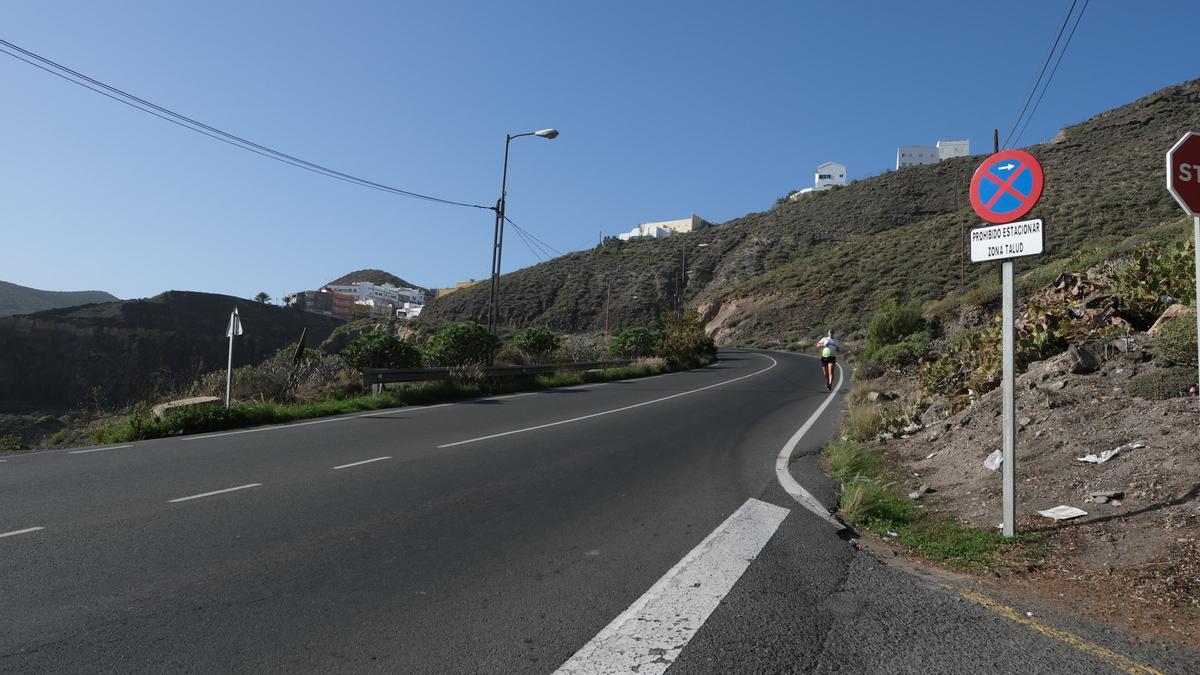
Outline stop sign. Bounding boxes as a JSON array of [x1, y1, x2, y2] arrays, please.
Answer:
[[1167, 132, 1200, 215]]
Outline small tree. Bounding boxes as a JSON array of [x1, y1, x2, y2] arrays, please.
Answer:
[[424, 321, 499, 366], [514, 327, 561, 362], [610, 327, 664, 359], [865, 300, 925, 351], [660, 309, 717, 366], [254, 292, 271, 304], [340, 331, 422, 370]]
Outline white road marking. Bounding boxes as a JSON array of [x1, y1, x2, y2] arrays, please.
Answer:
[[333, 456, 391, 470], [179, 415, 352, 441], [0, 527, 45, 539], [556, 498, 790, 674], [438, 355, 778, 448], [168, 483, 262, 503], [69, 444, 132, 455], [774, 361, 845, 529]]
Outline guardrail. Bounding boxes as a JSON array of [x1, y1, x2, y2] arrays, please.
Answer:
[[362, 360, 632, 386]]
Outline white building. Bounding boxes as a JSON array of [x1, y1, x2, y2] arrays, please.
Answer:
[[323, 281, 425, 307], [896, 145, 940, 169], [636, 214, 705, 235], [396, 302, 424, 319], [618, 224, 675, 241], [937, 139, 970, 160], [814, 161, 847, 190]]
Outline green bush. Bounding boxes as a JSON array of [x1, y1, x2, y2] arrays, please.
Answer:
[[0, 434, 26, 452], [1112, 243, 1197, 328], [340, 331, 422, 371], [867, 300, 925, 349], [610, 327, 664, 359], [869, 332, 932, 369], [513, 327, 561, 362], [659, 310, 717, 366], [1155, 312, 1197, 367], [424, 321, 499, 366], [1128, 367, 1195, 400]]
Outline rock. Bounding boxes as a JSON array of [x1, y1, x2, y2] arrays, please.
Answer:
[[902, 423, 922, 435], [1048, 378, 1068, 391], [1067, 344, 1102, 374], [1148, 304, 1194, 337], [867, 391, 881, 403], [152, 396, 221, 420], [917, 484, 935, 494], [1018, 416, 1033, 427], [1110, 367, 1135, 380], [1090, 490, 1125, 500], [1109, 337, 1134, 354], [920, 399, 950, 426]]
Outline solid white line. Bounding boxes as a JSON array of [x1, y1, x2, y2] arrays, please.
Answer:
[[774, 362, 845, 529], [179, 415, 352, 441], [0, 526, 45, 539], [438, 355, 778, 448], [333, 456, 391, 470], [168, 483, 262, 503], [556, 498, 790, 674], [69, 444, 132, 455]]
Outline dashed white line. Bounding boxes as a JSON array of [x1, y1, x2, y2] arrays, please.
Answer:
[[437, 355, 778, 448], [556, 498, 790, 674], [0, 527, 45, 539], [69, 444, 132, 455], [168, 483, 262, 503], [774, 361, 845, 529], [333, 456, 391, 470]]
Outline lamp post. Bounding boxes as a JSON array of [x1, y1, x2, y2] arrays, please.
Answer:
[[488, 128, 558, 334], [678, 241, 709, 310]]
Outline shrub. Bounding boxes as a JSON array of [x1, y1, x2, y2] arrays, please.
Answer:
[[963, 284, 1001, 307], [513, 327, 561, 362], [825, 439, 884, 482], [1128, 367, 1195, 400], [0, 434, 26, 452], [838, 479, 916, 528], [424, 321, 499, 366], [660, 310, 718, 366], [555, 334, 610, 363], [340, 331, 422, 371], [610, 327, 664, 359], [843, 405, 885, 442], [866, 300, 926, 351], [1155, 312, 1197, 367], [1112, 243, 1196, 328]]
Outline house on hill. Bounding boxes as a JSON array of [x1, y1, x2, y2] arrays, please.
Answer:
[[790, 161, 847, 200]]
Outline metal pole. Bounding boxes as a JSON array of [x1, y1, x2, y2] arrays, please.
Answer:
[[489, 134, 512, 335], [1194, 215, 1200, 398], [1002, 260, 1016, 537], [225, 330, 234, 409]]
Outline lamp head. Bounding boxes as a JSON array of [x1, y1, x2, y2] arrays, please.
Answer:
[[534, 128, 559, 139]]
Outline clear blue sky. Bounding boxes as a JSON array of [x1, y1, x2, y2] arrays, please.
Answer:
[[2, 1, 1197, 300]]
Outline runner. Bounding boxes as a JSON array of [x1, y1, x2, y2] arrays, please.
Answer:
[[815, 328, 839, 391]]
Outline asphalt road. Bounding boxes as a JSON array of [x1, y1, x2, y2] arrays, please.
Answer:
[[0, 349, 1194, 673]]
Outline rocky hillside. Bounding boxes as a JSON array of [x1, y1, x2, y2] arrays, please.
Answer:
[[0, 280, 117, 317], [422, 78, 1200, 343], [0, 291, 342, 413]]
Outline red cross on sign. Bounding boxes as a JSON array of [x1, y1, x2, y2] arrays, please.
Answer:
[[969, 149, 1045, 224]]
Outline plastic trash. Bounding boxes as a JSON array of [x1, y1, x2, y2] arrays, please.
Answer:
[[984, 450, 1003, 471], [1038, 505, 1087, 520], [1077, 440, 1145, 464]]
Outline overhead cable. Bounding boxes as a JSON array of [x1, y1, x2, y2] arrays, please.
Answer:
[[0, 38, 490, 210]]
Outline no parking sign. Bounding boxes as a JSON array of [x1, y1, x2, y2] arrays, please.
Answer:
[[969, 149, 1044, 224]]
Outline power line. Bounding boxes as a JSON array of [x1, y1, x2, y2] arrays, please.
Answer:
[[504, 216, 562, 258], [509, 225, 547, 263], [0, 38, 491, 210], [1012, 0, 1090, 147], [1002, 0, 1078, 149]]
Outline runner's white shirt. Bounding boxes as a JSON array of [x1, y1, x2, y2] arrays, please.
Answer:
[[817, 337, 840, 358]]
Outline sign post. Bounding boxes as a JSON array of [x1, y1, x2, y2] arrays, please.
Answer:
[[225, 307, 244, 408], [1166, 132, 1200, 398], [969, 149, 1045, 538]]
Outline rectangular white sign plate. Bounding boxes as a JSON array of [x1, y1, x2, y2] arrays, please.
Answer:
[[970, 218, 1044, 263]]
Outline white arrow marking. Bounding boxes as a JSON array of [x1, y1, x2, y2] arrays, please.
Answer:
[[997, 163, 1016, 171]]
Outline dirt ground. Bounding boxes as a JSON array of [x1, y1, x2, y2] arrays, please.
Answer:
[[879, 342, 1200, 644]]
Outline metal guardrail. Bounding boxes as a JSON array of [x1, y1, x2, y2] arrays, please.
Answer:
[[362, 360, 632, 386]]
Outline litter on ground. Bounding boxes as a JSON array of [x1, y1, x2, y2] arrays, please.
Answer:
[[1038, 505, 1088, 521], [984, 450, 1003, 471], [1077, 440, 1145, 464]]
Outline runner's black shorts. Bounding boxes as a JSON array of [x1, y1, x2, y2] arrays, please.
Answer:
[[821, 356, 836, 366]]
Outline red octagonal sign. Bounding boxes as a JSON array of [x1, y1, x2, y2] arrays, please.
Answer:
[[1167, 132, 1200, 215]]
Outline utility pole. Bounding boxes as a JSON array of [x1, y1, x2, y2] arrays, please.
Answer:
[[604, 283, 611, 336]]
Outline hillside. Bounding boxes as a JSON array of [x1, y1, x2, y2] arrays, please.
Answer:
[[0, 291, 343, 413], [422, 78, 1200, 342], [327, 269, 426, 292], [0, 280, 117, 317]]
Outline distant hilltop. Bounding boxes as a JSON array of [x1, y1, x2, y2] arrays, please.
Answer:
[[0, 280, 117, 317], [326, 269, 427, 293]]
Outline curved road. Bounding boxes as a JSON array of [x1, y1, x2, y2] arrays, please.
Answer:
[[0, 350, 1193, 673]]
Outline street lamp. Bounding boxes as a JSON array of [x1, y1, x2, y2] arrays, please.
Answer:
[[678, 241, 709, 310], [488, 128, 559, 334]]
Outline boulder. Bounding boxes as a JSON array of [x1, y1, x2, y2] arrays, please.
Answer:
[[1148, 304, 1194, 337], [1066, 344, 1102, 374]]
